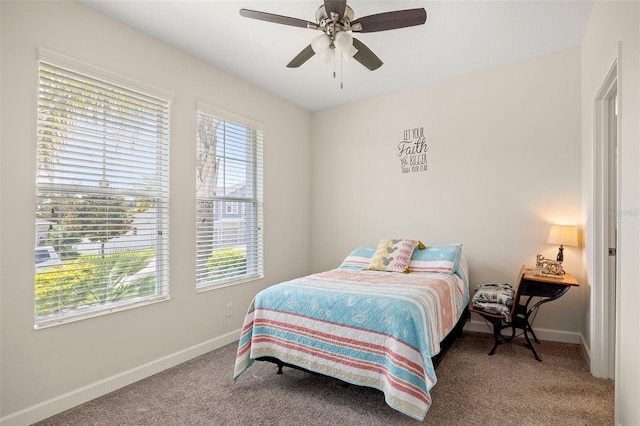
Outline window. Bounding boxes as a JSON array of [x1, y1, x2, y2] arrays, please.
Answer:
[[196, 103, 263, 289], [226, 202, 239, 215], [35, 50, 171, 328]]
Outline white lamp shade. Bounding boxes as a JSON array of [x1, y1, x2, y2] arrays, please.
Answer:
[[341, 44, 358, 60], [335, 32, 357, 60], [311, 34, 333, 63], [547, 225, 579, 247], [335, 32, 352, 50], [311, 34, 331, 52]]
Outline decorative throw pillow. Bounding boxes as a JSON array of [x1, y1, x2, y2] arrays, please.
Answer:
[[366, 239, 419, 273], [408, 243, 462, 274]]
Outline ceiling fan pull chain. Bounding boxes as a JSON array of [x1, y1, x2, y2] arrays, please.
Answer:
[[340, 55, 344, 89]]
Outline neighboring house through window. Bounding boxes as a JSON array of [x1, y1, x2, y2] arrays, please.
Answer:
[[35, 49, 172, 328], [196, 103, 264, 289], [226, 201, 239, 215]]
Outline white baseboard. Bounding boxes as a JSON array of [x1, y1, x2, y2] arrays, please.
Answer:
[[0, 330, 241, 426], [464, 319, 583, 344], [579, 332, 592, 366]]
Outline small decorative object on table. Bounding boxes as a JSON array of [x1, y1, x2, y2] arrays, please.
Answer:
[[534, 254, 564, 278]]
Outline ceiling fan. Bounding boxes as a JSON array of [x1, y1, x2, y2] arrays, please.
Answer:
[[239, 0, 427, 71]]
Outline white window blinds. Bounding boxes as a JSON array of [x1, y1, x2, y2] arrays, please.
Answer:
[[196, 105, 263, 289], [35, 56, 170, 328]]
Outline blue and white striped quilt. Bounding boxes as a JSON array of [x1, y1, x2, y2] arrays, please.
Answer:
[[234, 258, 469, 420]]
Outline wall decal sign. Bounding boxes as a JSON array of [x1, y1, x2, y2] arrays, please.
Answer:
[[398, 127, 429, 174]]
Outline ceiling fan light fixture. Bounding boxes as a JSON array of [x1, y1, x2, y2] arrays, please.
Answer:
[[311, 33, 334, 63], [335, 32, 357, 60], [311, 33, 331, 53], [319, 50, 334, 64], [342, 44, 358, 61]]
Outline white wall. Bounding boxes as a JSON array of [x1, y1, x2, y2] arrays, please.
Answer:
[[581, 1, 640, 425], [310, 49, 583, 336], [6, 1, 637, 425], [0, 2, 311, 424]]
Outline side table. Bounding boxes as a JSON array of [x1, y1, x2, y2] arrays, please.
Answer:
[[512, 268, 580, 361]]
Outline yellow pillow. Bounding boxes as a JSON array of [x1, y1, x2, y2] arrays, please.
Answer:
[[366, 239, 419, 273]]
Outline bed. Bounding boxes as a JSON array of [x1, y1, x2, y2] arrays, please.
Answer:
[[233, 241, 470, 421]]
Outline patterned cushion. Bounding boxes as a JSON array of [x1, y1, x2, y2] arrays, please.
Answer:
[[408, 244, 462, 274], [366, 239, 419, 273], [472, 283, 514, 318]]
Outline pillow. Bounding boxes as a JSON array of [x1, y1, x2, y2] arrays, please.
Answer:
[[408, 243, 462, 274], [338, 246, 377, 269], [366, 239, 419, 273]]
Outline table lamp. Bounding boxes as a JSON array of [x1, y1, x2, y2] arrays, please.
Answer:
[[547, 225, 578, 262]]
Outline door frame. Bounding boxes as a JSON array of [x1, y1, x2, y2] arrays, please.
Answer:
[[590, 56, 620, 381]]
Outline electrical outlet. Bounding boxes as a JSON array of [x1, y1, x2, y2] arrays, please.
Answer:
[[225, 303, 233, 317]]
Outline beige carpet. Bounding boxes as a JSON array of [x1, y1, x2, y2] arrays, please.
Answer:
[[36, 331, 614, 425]]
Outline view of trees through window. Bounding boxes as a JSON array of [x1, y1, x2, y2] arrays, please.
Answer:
[[35, 57, 170, 326]]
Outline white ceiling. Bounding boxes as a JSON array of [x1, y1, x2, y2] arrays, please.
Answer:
[[83, 0, 592, 111]]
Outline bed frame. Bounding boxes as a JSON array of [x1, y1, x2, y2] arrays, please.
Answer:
[[257, 306, 470, 375]]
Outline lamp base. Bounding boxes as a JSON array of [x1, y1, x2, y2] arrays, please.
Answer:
[[556, 246, 564, 263]]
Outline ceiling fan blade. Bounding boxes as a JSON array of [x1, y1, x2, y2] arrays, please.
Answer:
[[352, 8, 427, 33], [287, 45, 316, 68], [324, 0, 346, 18], [239, 9, 316, 29], [352, 38, 383, 71]]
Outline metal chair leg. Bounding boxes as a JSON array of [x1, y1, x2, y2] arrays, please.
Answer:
[[488, 321, 502, 355]]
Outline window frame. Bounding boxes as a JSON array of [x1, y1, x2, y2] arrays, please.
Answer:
[[34, 48, 173, 328], [195, 102, 264, 291]]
